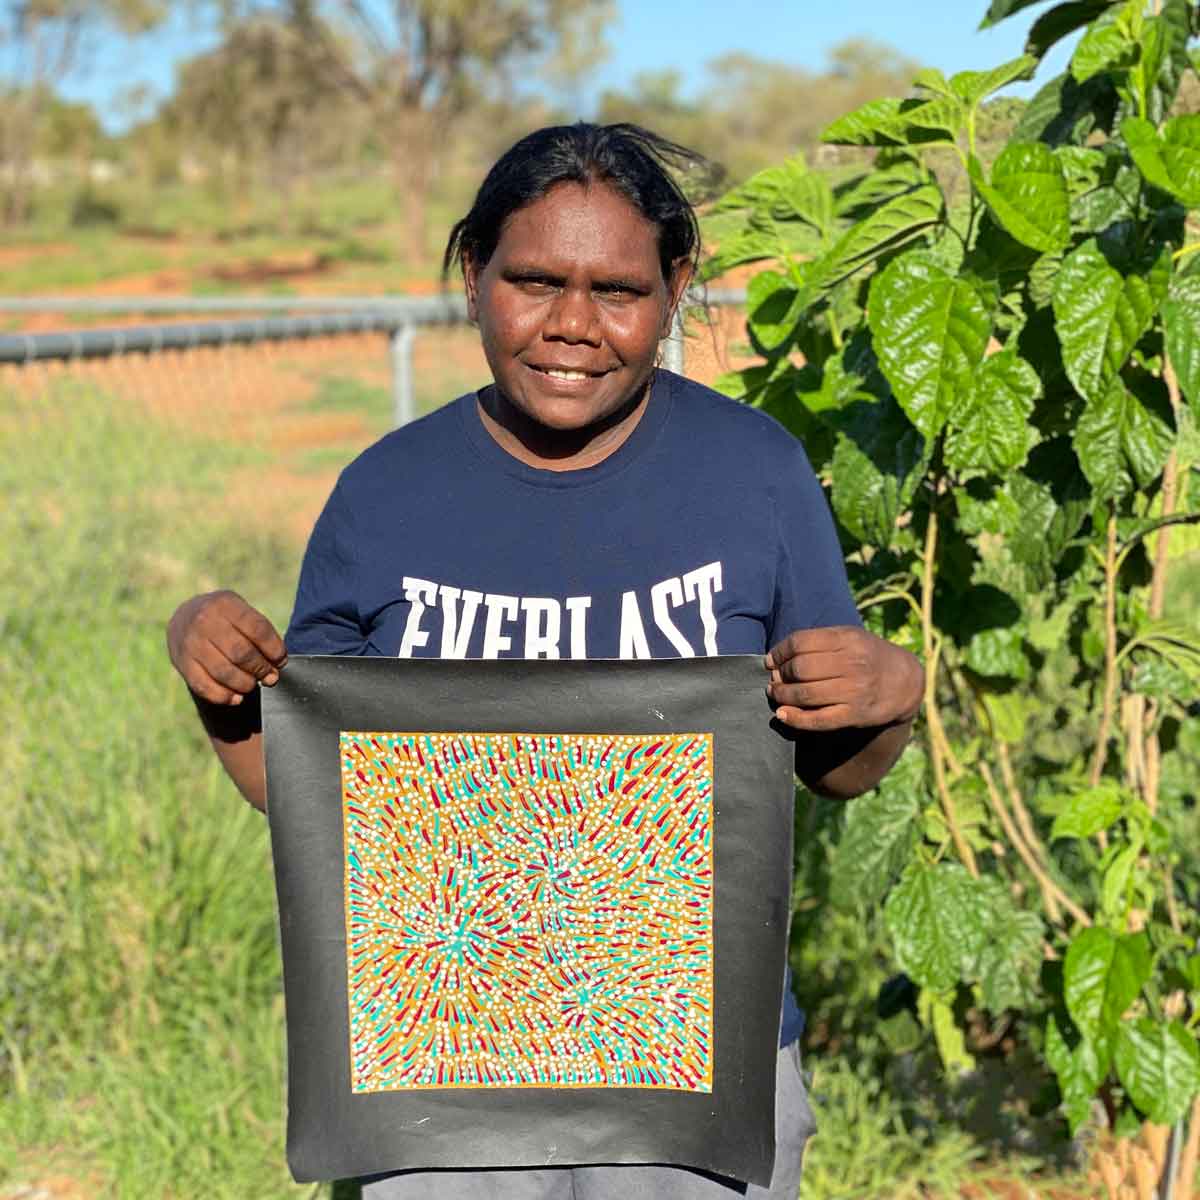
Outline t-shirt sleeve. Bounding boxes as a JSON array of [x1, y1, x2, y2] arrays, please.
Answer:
[[285, 478, 369, 655], [768, 440, 861, 646]]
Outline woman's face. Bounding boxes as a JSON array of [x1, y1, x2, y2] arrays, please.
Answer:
[[465, 180, 687, 434]]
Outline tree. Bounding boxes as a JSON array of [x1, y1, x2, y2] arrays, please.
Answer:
[[163, 13, 361, 229], [0, 0, 164, 224], [245, 0, 616, 264]]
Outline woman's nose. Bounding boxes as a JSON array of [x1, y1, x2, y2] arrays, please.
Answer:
[[545, 287, 600, 344]]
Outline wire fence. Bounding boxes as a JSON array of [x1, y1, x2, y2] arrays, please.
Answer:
[[0, 288, 748, 540]]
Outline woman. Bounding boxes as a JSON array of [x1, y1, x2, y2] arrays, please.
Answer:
[[167, 123, 923, 1199]]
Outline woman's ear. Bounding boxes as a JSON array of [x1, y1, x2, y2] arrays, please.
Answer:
[[663, 257, 693, 336], [463, 253, 480, 323]]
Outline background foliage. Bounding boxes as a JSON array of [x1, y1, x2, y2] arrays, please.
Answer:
[[706, 0, 1200, 1183]]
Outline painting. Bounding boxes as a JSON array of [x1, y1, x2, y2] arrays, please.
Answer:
[[262, 656, 793, 1186], [340, 731, 713, 1094]]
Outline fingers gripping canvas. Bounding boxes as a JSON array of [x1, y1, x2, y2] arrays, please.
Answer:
[[262, 657, 794, 1187], [342, 732, 714, 1094]]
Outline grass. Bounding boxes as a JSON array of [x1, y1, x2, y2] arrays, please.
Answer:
[[0, 379, 308, 1197], [305, 373, 393, 431], [800, 1059, 982, 1198]]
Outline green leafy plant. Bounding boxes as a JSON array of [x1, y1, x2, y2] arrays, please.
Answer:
[[706, 0, 1200, 1175]]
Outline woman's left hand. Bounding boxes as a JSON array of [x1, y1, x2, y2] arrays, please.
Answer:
[[765, 625, 924, 733]]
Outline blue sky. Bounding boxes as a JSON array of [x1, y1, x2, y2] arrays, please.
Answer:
[[59, 0, 1076, 132]]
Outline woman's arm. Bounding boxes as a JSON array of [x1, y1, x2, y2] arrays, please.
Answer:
[[166, 590, 288, 812], [765, 625, 924, 800]]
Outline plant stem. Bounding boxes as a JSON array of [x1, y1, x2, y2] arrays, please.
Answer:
[[922, 505, 978, 877], [1149, 449, 1179, 622], [828, 305, 843, 352], [1165, 863, 1183, 935], [980, 761, 1089, 927], [995, 741, 1063, 921], [1123, 692, 1147, 797], [1088, 509, 1120, 787]]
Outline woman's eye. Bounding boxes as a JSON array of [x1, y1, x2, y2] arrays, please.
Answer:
[[518, 277, 557, 293], [596, 284, 635, 300]]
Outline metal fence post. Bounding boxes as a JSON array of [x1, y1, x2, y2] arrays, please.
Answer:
[[391, 323, 417, 428], [660, 306, 685, 376], [1160, 1121, 1184, 1200]]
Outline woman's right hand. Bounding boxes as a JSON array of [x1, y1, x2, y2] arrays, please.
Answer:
[[166, 590, 288, 706]]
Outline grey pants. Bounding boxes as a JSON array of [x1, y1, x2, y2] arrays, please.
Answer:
[[362, 1043, 816, 1200]]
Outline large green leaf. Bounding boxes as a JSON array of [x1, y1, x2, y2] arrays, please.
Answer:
[[978, 916, 1045, 1012], [1006, 442, 1092, 587], [831, 395, 929, 546], [1123, 114, 1200, 207], [1150, 0, 1196, 122], [913, 67, 955, 98], [808, 184, 944, 295], [1064, 927, 1151, 1049], [834, 161, 930, 218], [884, 862, 990, 992], [980, 0, 1061, 28], [1071, 160, 1142, 232], [944, 348, 1042, 473], [822, 98, 909, 147], [969, 143, 1071, 253], [1045, 1011, 1111, 1133], [869, 253, 991, 439], [1015, 69, 1118, 146], [785, 171, 837, 237], [950, 55, 1038, 105], [902, 96, 969, 140], [708, 157, 809, 215], [699, 229, 781, 280], [1056, 144, 1109, 194], [1073, 375, 1175, 501], [1132, 653, 1200, 705], [1072, 16, 1137, 84], [713, 358, 795, 405], [966, 623, 1030, 678], [821, 97, 961, 148], [745, 270, 801, 353], [711, 156, 839, 237], [1051, 782, 1125, 839], [699, 221, 824, 281], [1130, 14, 1171, 117], [830, 748, 926, 911], [1027, 1, 1118, 59], [975, 879, 1044, 1011], [1052, 238, 1168, 403], [1114, 1019, 1200, 1125], [1164, 275, 1200, 414], [1101, 843, 1139, 921]]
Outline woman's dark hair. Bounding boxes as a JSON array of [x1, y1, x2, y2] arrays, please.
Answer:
[[443, 122, 717, 283]]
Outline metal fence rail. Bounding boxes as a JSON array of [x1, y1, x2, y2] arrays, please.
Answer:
[[0, 289, 746, 426]]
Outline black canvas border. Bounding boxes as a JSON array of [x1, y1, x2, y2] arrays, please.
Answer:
[[262, 655, 794, 1186]]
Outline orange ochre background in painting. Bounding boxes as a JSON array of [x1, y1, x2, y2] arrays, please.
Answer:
[[339, 731, 714, 1094]]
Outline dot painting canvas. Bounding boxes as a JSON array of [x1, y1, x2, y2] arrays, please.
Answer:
[[340, 731, 714, 1094], [262, 655, 795, 1188]]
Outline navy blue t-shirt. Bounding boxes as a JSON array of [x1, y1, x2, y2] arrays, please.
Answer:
[[286, 368, 860, 1045]]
